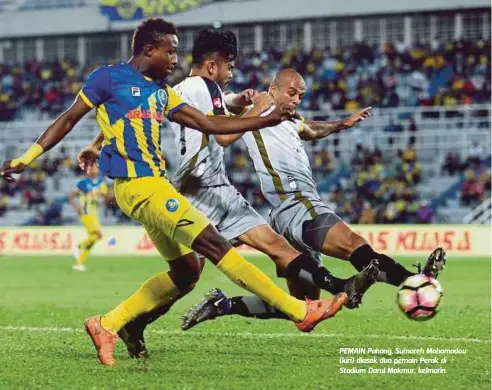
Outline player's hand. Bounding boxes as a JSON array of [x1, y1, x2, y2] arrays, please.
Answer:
[[231, 88, 257, 107], [251, 92, 274, 113], [77, 147, 99, 173], [343, 107, 372, 128], [0, 160, 27, 183], [77, 207, 84, 216], [266, 104, 299, 125]]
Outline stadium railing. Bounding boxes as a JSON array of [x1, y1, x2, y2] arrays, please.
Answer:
[[463, 198, 492, 224], [0, 104, 489, 164]]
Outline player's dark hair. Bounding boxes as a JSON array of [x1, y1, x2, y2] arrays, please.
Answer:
[[132, 18, 178, 55], [192, 28, 238, 66]]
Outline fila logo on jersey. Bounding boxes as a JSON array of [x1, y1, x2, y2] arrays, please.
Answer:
[[212, 97, 222, 109], [166, 198, 179, 212], [131, 87, 141, 97]]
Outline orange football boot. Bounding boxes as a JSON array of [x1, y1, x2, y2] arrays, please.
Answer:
[[84, 315, 119, 366], [295, 292, 347, 333]]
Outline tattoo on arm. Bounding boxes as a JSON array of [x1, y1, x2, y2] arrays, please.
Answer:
[[304, 120, 349, 140]]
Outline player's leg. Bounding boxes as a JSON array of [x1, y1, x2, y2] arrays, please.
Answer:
[[73, 216, 102, 271], [204, 226, 337, 322], [181, 227, 326, 328], [181, 205, 379, 330], [306, 217, 446, 285], [181, 253, 379, 330], [85, 226, 203, 365], [86, 177, 346, 365], [118, 244, 206, 359], [237, 225, 348, 296], [118, 186, 342, 356], [143, 177, 347, 328]]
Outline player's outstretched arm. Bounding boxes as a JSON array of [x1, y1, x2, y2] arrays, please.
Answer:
[[171, 102, 293, 135], [69, 189, 83, 216], [216, 92, 274, 147], [1, 96, 92, 182], [300, 107, 372, 141]]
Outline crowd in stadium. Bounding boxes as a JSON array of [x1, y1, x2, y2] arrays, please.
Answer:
[[0, 38, 490, 121], [0, 37, 490, 225]]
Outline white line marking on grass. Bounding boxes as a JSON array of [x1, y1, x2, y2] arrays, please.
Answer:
[[0, 325, 489, 344]]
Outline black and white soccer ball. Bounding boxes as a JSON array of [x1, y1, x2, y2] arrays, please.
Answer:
[[397, 274, 443, 321]]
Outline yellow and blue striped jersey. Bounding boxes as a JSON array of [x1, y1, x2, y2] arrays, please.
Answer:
[[78, 63, 188, 178], [76, 178, 108, 217]]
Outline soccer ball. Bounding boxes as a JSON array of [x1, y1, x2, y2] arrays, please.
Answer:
[[397, 274, 443, 321]]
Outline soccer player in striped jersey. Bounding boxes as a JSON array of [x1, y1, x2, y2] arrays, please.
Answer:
[[1, 19, 348, 366], [70, 150, 108, 271]]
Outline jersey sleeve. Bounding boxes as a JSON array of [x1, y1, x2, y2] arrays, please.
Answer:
[[297, 116, 306, 134], [78, 66, 112, 108], [164, 85, 188, 119], [76, 180, 86, 192]]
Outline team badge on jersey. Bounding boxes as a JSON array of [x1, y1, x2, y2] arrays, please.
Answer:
[[166, 198, 179, 212], [158, 89, 168, 107], [212, 97, 222, 109], [131, 86, 141, 97]]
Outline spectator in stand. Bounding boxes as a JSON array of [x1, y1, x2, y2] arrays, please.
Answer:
[[22, 188, 46, 209], [461, 169, 485, 206], [311, 146, 334, 180], [416, 201, 435, 224], [42, 201, 63, 226], [466, 141, 483, 167], [408, 116, 418, 132], [358, 202, 376, 224], [441, 151, 463, 176]]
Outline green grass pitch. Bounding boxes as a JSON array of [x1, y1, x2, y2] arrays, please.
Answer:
[[0, 254, 490, 389]]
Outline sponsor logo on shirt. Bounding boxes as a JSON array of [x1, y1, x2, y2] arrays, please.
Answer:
[[212, 97, 222, 109], [125, 109, 164, 121]]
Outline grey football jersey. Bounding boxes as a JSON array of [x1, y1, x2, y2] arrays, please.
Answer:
[[170, 76, 230, 190], [242, 107, 318, 208]]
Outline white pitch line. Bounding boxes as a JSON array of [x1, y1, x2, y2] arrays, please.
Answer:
[[0, 325, 489, 344]]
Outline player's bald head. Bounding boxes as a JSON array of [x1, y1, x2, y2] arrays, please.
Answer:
[[271, 68, 305, 89], [270, 68, 306, 109]]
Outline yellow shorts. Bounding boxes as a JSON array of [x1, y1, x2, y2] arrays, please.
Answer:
[[114, 176, 210, 261], [80, 215, 101, 233]]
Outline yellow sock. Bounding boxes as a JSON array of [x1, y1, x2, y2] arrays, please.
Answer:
[[217, 249, 306, 322], [77, 249, 91, 265], [101, 272, 179, 333], [77, 234, 99, 265]]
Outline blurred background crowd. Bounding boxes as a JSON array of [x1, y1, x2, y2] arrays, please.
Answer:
[[0, 38, 490, 121]]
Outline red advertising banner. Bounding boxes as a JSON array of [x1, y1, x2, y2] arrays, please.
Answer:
[[0, 225, 489, 257]]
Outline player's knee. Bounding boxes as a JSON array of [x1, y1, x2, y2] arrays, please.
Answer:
[[170, 266, 201, 293], [94, 231, 103, 240], [191, 225, 232, 264], [169, 253, 203, 293]]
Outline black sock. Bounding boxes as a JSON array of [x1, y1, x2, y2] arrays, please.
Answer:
[[230, 296, 289, 320], [285, 254, 346, 295], [349, 244, 414, 287]]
